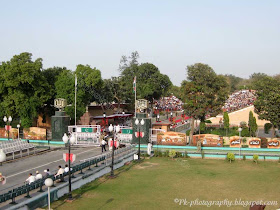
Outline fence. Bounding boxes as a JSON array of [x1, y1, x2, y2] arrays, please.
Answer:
[[0, 145, 136, 206]]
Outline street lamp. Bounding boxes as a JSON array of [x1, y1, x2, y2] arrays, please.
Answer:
[[0, 149, 6, 166], [3, 116, 12, 141], [45, 178, 54, 210], [17, 124, 20, 140], [108, 124, 120, 177], [62, 133, 76, 200], [170, 112, 173, 122], [157, 114, 160, 122], [238, 127, 242, 160], [135, 119, 145, 161]]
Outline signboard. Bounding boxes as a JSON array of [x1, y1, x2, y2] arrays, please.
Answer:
[[193, 134, 223, 147], [122, 129, 133, 134], [157, 132, 187, 146], [136, 99, 148, 110], [81, 128, 93, 133], [248, 138, 261, 148], [267, 138, 280, 149], [54, 98, 67, 110], [63, 153, 76, 163], [229, 136, 241, 148], [116, 133, 132, 144]]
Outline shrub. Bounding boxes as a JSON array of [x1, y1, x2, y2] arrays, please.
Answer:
[[184, 150, 190, 158], [242, 138, 247, 144], [164, 150, 169, 157], [241, 127, 250, 137], [201, 151, 205, 159], [176, 151, 182, 158], [158, 150, 163, 157], [169, 150, 176, 159], [253, 154, 259, 164], [227, 153, 235, 163], [260, 137, 267, 148], [186, 130, 190, 136], [243, 155, 246, 161], [154, 150, 159, 157], [240, 121, 247, 128]]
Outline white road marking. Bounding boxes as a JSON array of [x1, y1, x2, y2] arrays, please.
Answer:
[[6, 148, 99, 179]]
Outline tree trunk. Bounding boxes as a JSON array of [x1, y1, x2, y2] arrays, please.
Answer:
[[189, 118, 195, 145], [272, 126, 275, 138]]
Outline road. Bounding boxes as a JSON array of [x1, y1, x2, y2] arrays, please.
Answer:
[[0, 145, 106, 193]]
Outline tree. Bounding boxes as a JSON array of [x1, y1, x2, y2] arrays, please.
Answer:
[[167, 85, 182, 99], [254, 76, 280, 138], [182, 63, 229, 144], [223, 112, 229, 136], [0, 52, 51, 127], [55, 65, 103, 123], [248, 111, 254, 136], [251, 116, 258, 137], [224, 74, 243, 93], [119, 52, 172, 104]]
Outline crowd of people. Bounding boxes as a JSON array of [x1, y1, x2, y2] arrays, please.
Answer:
[[154, 95, 183, 112], [222, 90, 256, 112], [25, 165, 70, 184]]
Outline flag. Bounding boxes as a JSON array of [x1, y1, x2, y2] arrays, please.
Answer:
[[63, 153, 76, 163], [133, 76, 136, 93]]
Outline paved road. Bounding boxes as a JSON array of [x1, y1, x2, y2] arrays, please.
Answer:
[[0, 145, 107, 193]]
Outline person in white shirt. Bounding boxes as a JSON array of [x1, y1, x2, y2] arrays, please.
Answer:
[[55, 165, 64, 177], [64, 164, 69, 173], [26, 173, 36, 184], [35, 171, 43, 180], [101, 139, 107, 152]]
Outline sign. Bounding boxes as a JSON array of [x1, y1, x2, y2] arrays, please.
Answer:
[[54, 98, 67, 110], [193, 134, 223, 147], [5, 125, 11, 131], [121, 129, 133, 134], [63, 153, 76, 163], [229, 136, 241, 148], [108, 139, 119, 150], [81, 128, 93, 133], [157, 132, 187, 146], [135, 131, 144, 138], [267, 139, 280, 149], [248, 138, 261, 148], [136, 99, 148, 110]]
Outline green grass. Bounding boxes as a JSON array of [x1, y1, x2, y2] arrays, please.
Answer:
[[51, 158, 280, 210]]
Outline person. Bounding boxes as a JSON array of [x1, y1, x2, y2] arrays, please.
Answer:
[[64, 164, 69, 173], [35, 171, 43, 180], [55, 165, 64, 177], [101, 138, 107, 152], [26, 173, 36, 184], [44, 169, 51, 178]]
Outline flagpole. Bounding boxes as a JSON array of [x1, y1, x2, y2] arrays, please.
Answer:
[[135, 76, 137, 117], [75, 74, 77, 144]]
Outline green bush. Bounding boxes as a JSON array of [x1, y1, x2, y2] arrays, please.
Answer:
[[154, 150, 159, 157], [242, 138, 247, 144], [169, 150, 176, 159], [243, 155, 246, 161], [158, 150, 163, 157], [227, 153, 235, 163], [240, 121, 247, 128], [176, 151, 182, 158], [186, 130, 190, 136], [253, 154, 259, 164], [241, 127, 250, 137], [201, 151, 205, 159], [184, 150, 189, 158], [260, 137, 267, 148], [164, 150, 169, 157]]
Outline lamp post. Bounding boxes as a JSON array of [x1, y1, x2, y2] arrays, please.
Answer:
[[45, 178, 54, 210], [0, 149, 6, 166], [108, 124, 120, 177], [62, 133, 76, 200], [17, 124, 20, 140], [3, 116, 12, 141], [238, 127, 242, 160], [135, 119, 145, 161], [122, 111, 125, 125], [170, 112, 173, 122]]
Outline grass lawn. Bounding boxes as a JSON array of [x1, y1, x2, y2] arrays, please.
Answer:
[[51, 158, 280, 210]]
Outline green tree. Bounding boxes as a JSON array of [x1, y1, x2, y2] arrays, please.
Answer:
[[223, 111, 229, 136], [55, 65, 103, 123], [181, 63, 229, 144], [224, 74, 243, 92], [251, 116, 258, 137], [248, 111, 254, 136], [254, 76, 280, 138], [0, 52, 51, 127]]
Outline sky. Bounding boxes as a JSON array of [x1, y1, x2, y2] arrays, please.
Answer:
[[0, 0, 279, 86]]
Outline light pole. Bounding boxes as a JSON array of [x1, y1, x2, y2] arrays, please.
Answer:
[[17, 124, 20, 140], [109, 124, 120, 177], [3, 116, 12, 141], [45, 178, 54, 210], [62, 133, 76, 200], [238, 127, 242, 160], [135, 118, 145, 161], [170, 112, 173, 122], [122, 111, 125, 125], [0, 149, 6, 166]]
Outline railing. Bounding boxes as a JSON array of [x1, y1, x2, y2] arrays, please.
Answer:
[[174, 123, 190, 132], [0, 145, 136, 205]]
